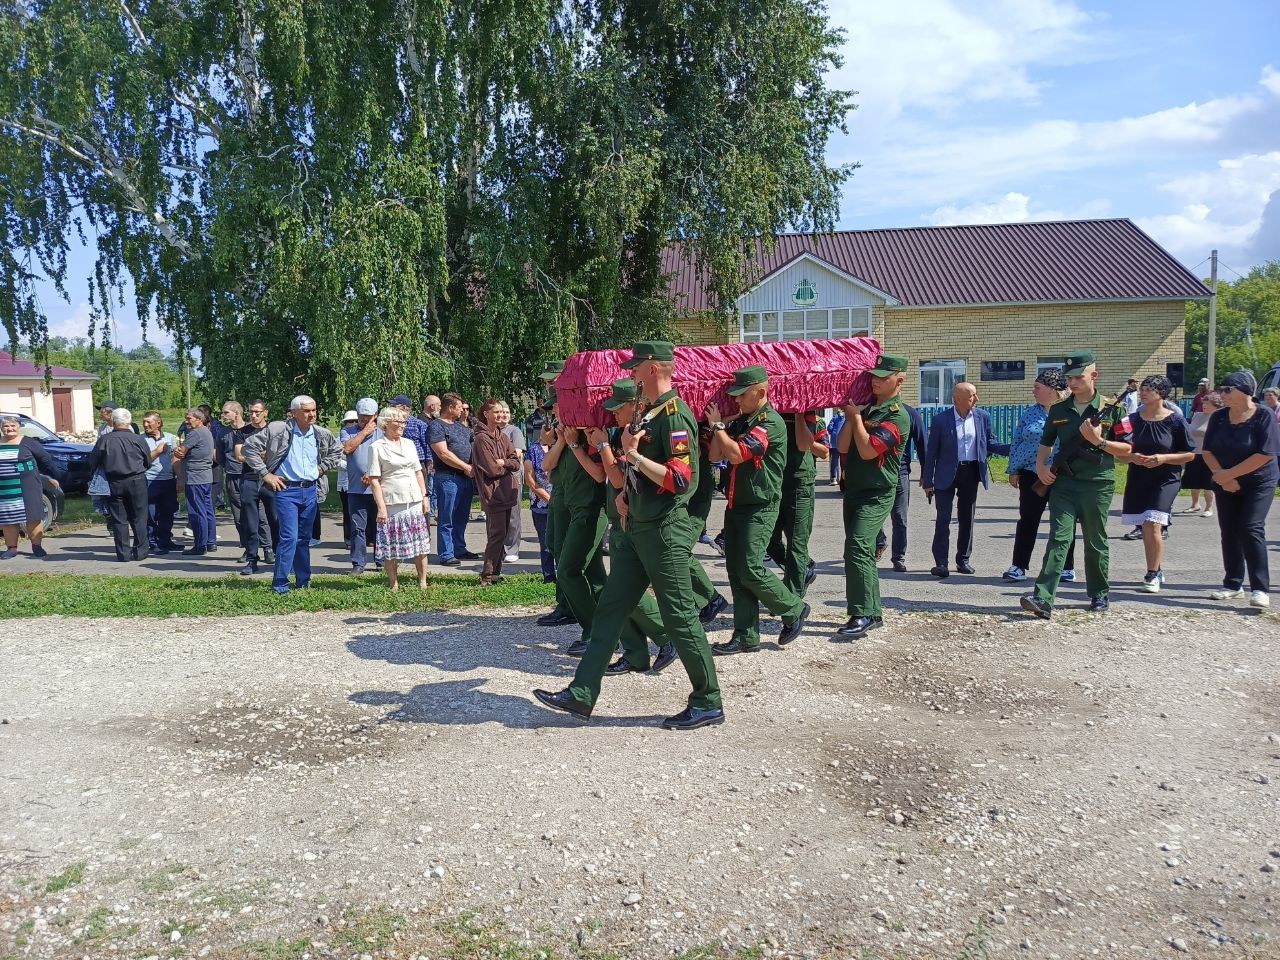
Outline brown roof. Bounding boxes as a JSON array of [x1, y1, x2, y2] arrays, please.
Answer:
[[0, 351, 98, 381], [663, 218, 1211, 312]]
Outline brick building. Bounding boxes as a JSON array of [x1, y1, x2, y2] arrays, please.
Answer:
[[664, 219, 1210, 405]]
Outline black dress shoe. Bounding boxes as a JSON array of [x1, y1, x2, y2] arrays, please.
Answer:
[[698, 593, 728, 625], [153, 547, 170, 556], [533, 688, 592, 720], [239, 561, 258, 577], [892, 559, 907, 573], [238, 551, 249, 562], [566, 639, 589, 657], [955, 560, 976, 574], [874, 540, 887, 561], [651, 643, 678, 673], [805, 560, 817, 587], [263, 549, 275, 564], [778, 602, 810, 646], [182, 547, 207, 557], [440, 557, 461, 567], [711, 637, 760, 656], [836, 615, 882, 638], [459, 551, 482, 560], [207, 544, 219, 553], [536, 610, 577, 627], [661, 706, 725, 730], [1089, 594, 1110, 612], [1020, 595, 1053, 619], [930, 565, 949, 578], [605, 656, 647, 676]]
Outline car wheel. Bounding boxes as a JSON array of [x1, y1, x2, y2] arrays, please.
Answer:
[[42, 493, 56, 531]]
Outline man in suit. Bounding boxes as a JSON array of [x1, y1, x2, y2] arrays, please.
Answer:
[[922, 382, 1009, 577], [875, 401, 927, 572]]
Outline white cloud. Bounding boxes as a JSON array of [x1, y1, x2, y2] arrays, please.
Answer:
[[46, 300, 175, 353], [926, 191, 1111, 226], [1262, 64, 1280, 97], [1136, 151, 1280, 262]]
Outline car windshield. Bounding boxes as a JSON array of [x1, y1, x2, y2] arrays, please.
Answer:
[[18, 417, 58, 442]]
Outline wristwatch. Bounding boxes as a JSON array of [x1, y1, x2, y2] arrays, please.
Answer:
[[569, 442, 581, 449], [595, 441, 609, 453], [710, 422, 726, 432]]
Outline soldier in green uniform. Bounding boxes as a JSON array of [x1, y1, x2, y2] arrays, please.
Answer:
[[533, 341, 723, 730], [534, 369, 577, 629], [704, 366, 810, 654], [765, 411, 830, 596], [1021, 350, 1132, 619], [835, 353, 911, 639], [688, 420, 729, 624], [584, 379, 678, 675]]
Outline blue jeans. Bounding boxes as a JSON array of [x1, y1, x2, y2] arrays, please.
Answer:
[[185, 482, 216, 550], [433, 471, 473, 561], [273, 483, 318, 591], [347, 492, 379, 570], [532, 508, 555, 581], [147, 477, 178, 548]]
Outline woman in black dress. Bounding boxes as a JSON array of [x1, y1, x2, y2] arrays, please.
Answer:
[[1119, 376, 1193, 593], [1202, 369, 1280, 608]]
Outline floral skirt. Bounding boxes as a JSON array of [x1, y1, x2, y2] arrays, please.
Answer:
[[376, 501, 431, 561]]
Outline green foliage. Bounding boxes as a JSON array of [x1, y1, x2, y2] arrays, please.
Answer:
[[1185, 261, 1280, 386], [44, 861, 87, 893], [17, 336, 193, 411], [1, 0, 852, 411], [0, 571, 555, 617]]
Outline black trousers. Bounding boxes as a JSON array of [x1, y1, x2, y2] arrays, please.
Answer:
[[107, 474, 149, 561], [339, 490, 352, 543], [875, 470, 910, 561], [1012, 469, 1076, 572], [932, 461, 980, 567], [1214, 478, 1274, 592], [227, 470, 271, 554], [239, 474, 279, 560]]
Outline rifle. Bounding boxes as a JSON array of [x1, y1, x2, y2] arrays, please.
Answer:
[[1032, 394, 1122, 496]]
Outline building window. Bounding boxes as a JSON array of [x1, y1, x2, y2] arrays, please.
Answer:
[[739, 306, 872, 343], [920, 360, 966, 405]]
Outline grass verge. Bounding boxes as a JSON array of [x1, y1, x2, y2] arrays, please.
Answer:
[[0, 572, 554, 619]]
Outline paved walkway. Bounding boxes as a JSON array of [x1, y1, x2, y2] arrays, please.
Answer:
[[17, 481, 1280, 618]]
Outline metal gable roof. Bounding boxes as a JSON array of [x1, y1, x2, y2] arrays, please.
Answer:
[[0, 351, 99, 381], [662, 218, 1212, 312]]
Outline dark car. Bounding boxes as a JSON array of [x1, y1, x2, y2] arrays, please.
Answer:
[[2, 412, 95, 493], [1262, 362, 1280, 397], [32, 474, 65, 532]]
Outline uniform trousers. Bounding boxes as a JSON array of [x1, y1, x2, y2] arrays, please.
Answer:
[[765, 481, 816, 596], [556, 506, 608, 635], [1011, 469, 1076, 572], [107, 474, 149, 561], [146, 477, 178, 550], [569, 508, 721, 710], [239, 475, 278, 561], [931, 461, 981, 568], [727, 501, 806, 647], [608, 524, 669, 669], [1213, 478, 1274, 593], [874, 470, 911, 563], [185, 482, 216, 550], [1032, 477, 1113, 605], [272, 483, 318, 592], [844, 486, 897, 618]]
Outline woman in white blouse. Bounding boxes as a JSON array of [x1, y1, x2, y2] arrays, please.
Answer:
[[367, 407, 431, 590]]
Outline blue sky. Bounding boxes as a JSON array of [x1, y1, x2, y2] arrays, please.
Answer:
[[40, 0, 1280, 351]]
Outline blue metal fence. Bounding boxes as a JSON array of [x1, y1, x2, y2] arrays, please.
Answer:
[[919, 398, 1195, 445]]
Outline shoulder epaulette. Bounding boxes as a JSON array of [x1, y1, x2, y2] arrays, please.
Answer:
[[664, 398, 679, 415]]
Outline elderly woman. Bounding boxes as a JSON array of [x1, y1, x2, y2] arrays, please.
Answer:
[[172, 407, 216, 556], [471, 398, 521, 586], [1119, 376, 1193, 593], [1002, 369, 1076, 583], [1203, 370, 1280, 608], [367, 407, 431, 591], [1182, 390, 1222, 516], [1, 416, 60, 559]]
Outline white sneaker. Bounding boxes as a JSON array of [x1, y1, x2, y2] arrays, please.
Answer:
[[1002, 565, 1026, 581], [1211, 588, 1246, 600], [1060, 569, 1077, 583], [1140, 570, 1164, 593], [504, 553, 519, 563], [1250, 591, 1271, 608]]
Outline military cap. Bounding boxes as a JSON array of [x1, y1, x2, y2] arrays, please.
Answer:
[[867, 353, 909, 377], [1062, 350, 1096, 377], [726, 365, 768, 396], [620, 340, 676, 369], [540, 386, 557, 409], [539, 361, 565, 382], [601, 378, 638, 411]]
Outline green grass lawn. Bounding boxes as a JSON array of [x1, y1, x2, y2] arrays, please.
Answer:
[[986, 455, 1132, 494], [0, 571, 555, 618]]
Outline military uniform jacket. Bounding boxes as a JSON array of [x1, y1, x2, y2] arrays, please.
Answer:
[[559, 438, 605, 513], [782, 412, 829, 490], [628, 390, 699, 524], [726, 402, 786, 509], [844, 395, 911, 495], [604, 427, 625, 524], [1039, 393, 1132, 483]]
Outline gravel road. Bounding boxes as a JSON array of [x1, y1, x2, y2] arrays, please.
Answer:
[[3, 597, 1278, 959]]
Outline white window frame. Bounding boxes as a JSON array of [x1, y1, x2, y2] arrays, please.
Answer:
[[738, 305, 872, 343], [1035, 358, 1063, 379], [919, 360, 967, 406]]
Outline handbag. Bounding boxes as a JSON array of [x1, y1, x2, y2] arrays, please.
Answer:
[[88, 468, 110, 497]]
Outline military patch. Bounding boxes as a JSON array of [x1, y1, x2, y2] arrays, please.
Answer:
[[888, 403, 900, 413], [671, 429, 690, 455]]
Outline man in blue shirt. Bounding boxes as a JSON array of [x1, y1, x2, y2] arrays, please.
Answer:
[[341, 398, 383, 574], [241, 395, 342, 593]]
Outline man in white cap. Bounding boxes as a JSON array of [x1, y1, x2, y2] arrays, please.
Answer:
[[341, 398, 383, 574]]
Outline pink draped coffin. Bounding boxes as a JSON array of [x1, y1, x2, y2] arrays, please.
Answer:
[[555, 336, 882, 427]]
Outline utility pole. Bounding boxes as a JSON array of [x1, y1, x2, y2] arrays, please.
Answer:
[[184, 352, 192, 408], [1206, 249, 1218, 387]]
